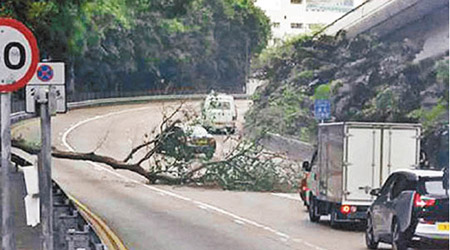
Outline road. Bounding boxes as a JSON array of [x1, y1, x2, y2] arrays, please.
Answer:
[[13, 99, 384, 250]]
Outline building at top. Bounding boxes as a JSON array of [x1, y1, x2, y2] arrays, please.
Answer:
[[254, 0, 366, 45]]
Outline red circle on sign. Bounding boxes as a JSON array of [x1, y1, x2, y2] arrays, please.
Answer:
[[0, 18, 39, 93]]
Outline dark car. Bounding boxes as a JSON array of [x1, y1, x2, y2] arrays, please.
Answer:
[[157, 125, 216, 160], [366, 169, 449, 250]]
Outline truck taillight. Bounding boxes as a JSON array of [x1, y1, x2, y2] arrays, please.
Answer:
[[340, 205, 351, 214], [414, 192, 435, 208], [340, 205, 357, 214]]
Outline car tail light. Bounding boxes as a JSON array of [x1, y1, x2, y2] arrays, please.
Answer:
[[414, 192, 436, 208]]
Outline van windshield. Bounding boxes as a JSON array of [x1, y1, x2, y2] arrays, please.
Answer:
[[208, 101, 231, 110]]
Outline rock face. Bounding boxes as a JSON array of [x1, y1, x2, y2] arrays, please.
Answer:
[[247, 34, 448, 168]]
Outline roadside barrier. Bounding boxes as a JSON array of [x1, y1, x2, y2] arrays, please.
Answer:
[[69, 195, 128, 250], [259, 132, 315, 162], [53, 183, 108, 250]]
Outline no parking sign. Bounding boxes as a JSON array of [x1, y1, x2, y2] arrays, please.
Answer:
[[27, 62, 66, 114], [30, 62, 64, 84]]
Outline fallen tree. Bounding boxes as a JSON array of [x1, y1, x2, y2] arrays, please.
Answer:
[[13, 104, 300, 192]]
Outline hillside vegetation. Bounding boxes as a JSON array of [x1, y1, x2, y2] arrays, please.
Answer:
[[1, 0, 270, 93], [246, 33, 449, 168]]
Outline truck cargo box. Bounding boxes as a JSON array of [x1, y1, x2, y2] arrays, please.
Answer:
[[310, 122, 421, 206]]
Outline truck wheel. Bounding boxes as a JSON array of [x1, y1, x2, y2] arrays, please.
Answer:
[[330, 207, 339, 228], [391, 219, 408, 250], [308, 197, 320, 222]]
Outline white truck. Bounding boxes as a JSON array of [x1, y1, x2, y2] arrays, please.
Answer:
[[202, 93, 237, 133], [303, 122, 421, 227]]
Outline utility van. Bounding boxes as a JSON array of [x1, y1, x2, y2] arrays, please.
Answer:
[[303, 122, 421, 227], [202, 93, 237, 133]]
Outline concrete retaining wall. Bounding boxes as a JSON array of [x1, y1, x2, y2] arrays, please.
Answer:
[[259, 132, 315, 162]]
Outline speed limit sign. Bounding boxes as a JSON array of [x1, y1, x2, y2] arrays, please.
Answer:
[[0, 18, 39, 92]]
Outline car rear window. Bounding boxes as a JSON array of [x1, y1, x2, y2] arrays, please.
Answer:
[[423, 179, 448, 196]]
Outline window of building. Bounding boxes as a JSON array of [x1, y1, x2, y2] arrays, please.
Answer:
[[272, 22, 280, 28], [291, 0, 302, 4], [291, 23, 303, 29]]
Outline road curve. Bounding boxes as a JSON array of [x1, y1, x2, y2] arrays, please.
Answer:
[[13, 100, 377, 250]]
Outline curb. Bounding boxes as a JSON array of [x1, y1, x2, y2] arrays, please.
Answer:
[[68, 195, 128, 250]]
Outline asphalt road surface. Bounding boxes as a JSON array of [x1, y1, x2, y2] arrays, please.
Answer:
[[13, 100, 387, 250]]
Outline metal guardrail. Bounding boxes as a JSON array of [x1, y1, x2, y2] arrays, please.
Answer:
[[11, 93, 249, 123], [53, 183, 106, 250], [10, 151, 107, 250], [69, 196, 127, 250]]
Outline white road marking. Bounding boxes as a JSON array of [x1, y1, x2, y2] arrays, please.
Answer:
[[233, 219, 245, 225], [198, 205, 209, 210], [61, 106, 329, 250], [275, 232, 290, 239]]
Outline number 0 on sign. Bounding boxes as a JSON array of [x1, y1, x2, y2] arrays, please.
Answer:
[[0, 18, 39, 92]]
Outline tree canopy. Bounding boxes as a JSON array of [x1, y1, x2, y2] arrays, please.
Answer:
[[1, 0, 270, 93]]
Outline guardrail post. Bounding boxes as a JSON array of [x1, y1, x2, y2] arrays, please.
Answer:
[[66, 225, 91, 250], [55, 210, 79, 249]]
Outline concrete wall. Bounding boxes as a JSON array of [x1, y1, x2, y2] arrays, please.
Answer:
[[259, 132, 315, 162], [323, 0, 449, 60]]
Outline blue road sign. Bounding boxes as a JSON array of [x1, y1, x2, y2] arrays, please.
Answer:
[[314, 99, 330, 120], [37, 64, 54, 82]]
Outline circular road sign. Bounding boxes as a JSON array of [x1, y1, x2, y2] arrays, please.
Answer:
[[0, 18, 39, 92], [37, 64, 54, 82]]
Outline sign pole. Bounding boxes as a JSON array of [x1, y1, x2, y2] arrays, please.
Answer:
[[0, 18, 39, 250], [1, 92, 15, 250], [38, 88, 53, 250]]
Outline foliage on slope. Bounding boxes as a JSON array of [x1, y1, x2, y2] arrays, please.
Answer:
[[246, 33, 448, 167]]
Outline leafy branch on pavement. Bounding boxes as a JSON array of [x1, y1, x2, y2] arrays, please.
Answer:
[[12, 103, 299, 192]]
